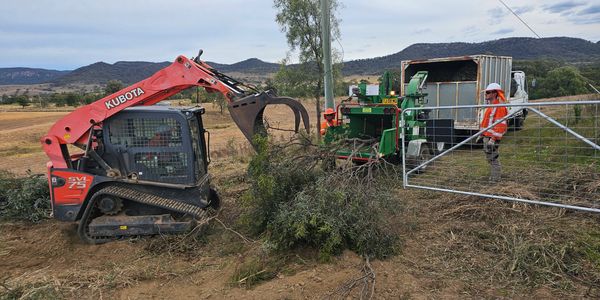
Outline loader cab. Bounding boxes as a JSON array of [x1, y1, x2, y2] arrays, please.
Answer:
[[101, 106, 209, 186]]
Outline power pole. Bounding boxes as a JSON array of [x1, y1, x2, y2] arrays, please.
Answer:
[[320, 0, 334, 110]]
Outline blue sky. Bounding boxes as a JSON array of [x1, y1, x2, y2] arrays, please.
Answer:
[[0, 0, 598, 70]]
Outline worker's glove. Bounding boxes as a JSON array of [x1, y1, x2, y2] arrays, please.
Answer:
[[475, 135, 482, 143], [486, 138, 496, 147]]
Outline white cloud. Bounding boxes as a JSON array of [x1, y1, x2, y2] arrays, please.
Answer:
[[0, 0, 598, 69]]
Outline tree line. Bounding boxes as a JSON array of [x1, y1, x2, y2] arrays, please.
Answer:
[[0, 79, 229, 110], [0, 80, 126, 108], [513, 60, 599, 99], [1, 60, 598, 109]]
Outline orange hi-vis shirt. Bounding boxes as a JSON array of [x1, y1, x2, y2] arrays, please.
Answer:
[[481, 99, 508, 140], [320, 119, 339, 135]]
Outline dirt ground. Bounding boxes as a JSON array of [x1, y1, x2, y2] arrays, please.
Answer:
[[2, 172, 599, 299], [1, 98, 600, 299]]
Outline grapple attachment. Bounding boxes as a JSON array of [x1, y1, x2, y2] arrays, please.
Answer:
[[227, 91, 310, 146]]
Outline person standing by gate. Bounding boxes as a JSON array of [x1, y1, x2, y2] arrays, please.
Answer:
[[479, 83, 508, 181]]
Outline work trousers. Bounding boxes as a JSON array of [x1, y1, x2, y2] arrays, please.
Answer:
[[483, 137, 501, 181]]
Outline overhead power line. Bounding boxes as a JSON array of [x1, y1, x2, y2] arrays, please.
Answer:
[[497, 0, 542, 38]]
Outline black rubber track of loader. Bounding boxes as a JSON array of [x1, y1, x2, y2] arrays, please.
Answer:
[[77, 185, 211, 244]]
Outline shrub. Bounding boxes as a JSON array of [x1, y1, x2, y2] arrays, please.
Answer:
[[241, 137, 400, 260], [269, 173, 399, 260], [0, 171, 51, 222], [241, 136, 319, 235]]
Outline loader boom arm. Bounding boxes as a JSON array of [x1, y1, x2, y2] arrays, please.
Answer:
[[42, 54, 310, 168]]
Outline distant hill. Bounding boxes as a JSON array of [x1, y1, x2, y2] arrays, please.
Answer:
[[208, 58, 280, 74], [1, 37, 598, 85], [0, 68, 69, 85], [51, 61, 171, 85], [343, 37, 600, 74], [53, 58, 279, 86]]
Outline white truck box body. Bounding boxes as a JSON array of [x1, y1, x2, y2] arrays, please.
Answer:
[[401, 55, 528, 130]]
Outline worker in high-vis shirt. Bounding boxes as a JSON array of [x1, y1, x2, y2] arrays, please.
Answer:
[[320, 108, 339, 135], [478, 83, 508, 181]]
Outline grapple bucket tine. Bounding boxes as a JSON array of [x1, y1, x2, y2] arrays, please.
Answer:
[[227, 92, 310, 148]]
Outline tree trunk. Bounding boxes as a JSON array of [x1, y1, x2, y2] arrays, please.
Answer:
[[315, 96, 321, 141], [315, 79, 323, 141]]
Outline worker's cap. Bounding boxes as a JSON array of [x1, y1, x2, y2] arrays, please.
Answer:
[[485, 83, 503, 92], [323, 108, 336, 115]]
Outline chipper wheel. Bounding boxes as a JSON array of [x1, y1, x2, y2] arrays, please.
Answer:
[[407, 144, 432, 174]]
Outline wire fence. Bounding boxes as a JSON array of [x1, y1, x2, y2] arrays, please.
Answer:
[[402, 100, 600, 213]]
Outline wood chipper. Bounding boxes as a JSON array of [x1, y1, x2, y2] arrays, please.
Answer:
[[324, 71, 450, 166]]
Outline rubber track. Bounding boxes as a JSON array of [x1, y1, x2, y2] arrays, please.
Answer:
[[98, 185, 209, 220]]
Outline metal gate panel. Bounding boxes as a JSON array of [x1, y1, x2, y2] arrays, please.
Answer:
[[402, 100, 600, 213]]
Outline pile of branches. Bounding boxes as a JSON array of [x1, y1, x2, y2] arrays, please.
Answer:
[[0, 171, 50, 222], [240, 135, 401, 260]]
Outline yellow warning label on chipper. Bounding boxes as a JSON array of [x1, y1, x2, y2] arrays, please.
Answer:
[[119, 225, 128, 230], [362, 108, 372, 113], [382, 98, 397, 105]]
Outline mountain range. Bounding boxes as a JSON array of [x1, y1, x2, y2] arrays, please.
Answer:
[[0, 37, 598, 86], [0, 68, 70, 85]]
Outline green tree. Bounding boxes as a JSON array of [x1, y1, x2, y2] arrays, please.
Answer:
[[579, 62, 600, 88], [33, 95, 48, 108], [272, 60, 319, 98], [274, 0, 341, 137], [50, 93, 66, 107], [536, 66, 589, 99], [212, 94, 227, 114], [513, 60, 564, 99], [16, 96, 30, 108], [64, 92, 81, 107], [82, 92, 100, 105], [104, 80, 124, 95]]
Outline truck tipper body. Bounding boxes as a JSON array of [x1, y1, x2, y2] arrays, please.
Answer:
[[400, 55, 528, 136]]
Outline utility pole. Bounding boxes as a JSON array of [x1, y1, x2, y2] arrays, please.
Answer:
[[320, 0, 334, 110]]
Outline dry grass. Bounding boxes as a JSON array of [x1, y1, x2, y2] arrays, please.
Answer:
[[393, 186, 600, 297], [1, 154, 599, 299], [0, 95, 599, 298], [0, 253, 222, 299], [0, 100, 314, 174]]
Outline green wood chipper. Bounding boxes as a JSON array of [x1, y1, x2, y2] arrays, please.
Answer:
[[324, 71, 451, 167]]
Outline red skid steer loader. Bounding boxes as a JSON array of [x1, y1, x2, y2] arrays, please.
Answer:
[[41, 51, 309, 244]]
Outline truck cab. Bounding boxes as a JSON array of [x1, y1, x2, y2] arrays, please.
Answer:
[[508, 71, 529, 129]]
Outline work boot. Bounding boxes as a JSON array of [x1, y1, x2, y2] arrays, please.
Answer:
[[490, 165, 501, 182]]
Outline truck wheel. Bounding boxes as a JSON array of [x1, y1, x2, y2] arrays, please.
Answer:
[[208, 188, 220, 210], [407, 144, 431, 173], [514, 117, 524, 131], [514, 109, 528, 131]]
